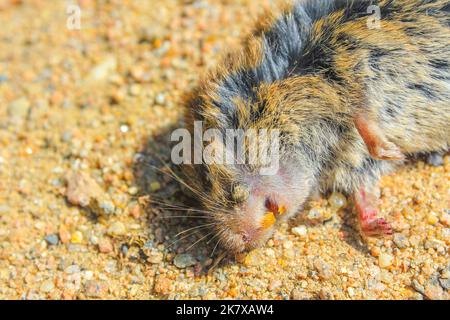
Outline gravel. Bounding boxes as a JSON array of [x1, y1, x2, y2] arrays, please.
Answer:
[[291, 225, 308, 239], [393, 233, 409, 249], [65, 171, 105, 209], [98, 238, 113, 254], [378, 253, 394, 268], [40, 280, 55, 293], [0, 0, 448, 300], [173, 254, 197, 269], [107, 221, 126, 236], [44, 234, 59, 246], [426, 152, 444, 167], [84, 280, 108, 298]]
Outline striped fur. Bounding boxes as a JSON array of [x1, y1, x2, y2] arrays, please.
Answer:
[[183, 0, 450, 252]]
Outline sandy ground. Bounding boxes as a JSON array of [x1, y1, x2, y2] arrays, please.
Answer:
[[0, 0, 449, 300]]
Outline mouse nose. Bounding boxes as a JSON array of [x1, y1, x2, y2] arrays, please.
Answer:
[[240, 226, 261, 245], [242, 233, 251, 244]]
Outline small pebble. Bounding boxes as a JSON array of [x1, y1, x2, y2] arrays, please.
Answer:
[[393, 233, 409, 248], [439, 211, 450, 227], [98, 238, 113, 253], [380, 270, 394, 284], [242, 251, 259, 267], [99, 200, 115, 215], [8, 97, 30, 120], [347, 287, 355, 297], [155, 93, 166, 106], [86, 56, 117, 82], [107, 221, 126, 236], [110, 89, 125, 104], [150, 181, 161, 192], [328, 192, 347, 210], [173, 253, 197, 268], [129, 84, 141, 96], [153, 276, 172, 295], [314, 258, 333, 280], [427, 213, 439, 225], [307, 208, 321, 220], [147, 250, 163, 264], [370, 246, 381, 257], [439, 277, 450, 291], [40, 280, 55, 293], [44, 234, 59, 246], [120, 244, 129, 255], [71, 231, 83, 244], [291, 225, 308, 239], [59, 227, 70, 244], [268, 280, 282, 291], [84, 280, 107, 298], [90, 235, 99, 245], [128, 186, 138, 195], [290, 288, 309, 300], [283, 240, 293, 250], [424, 239, 444, 250], [82, 270, 94, 280], [378, 253, 393, 268], [319, 288, 333, 300], [65, 171, 105, 208], [65, 265, 80, 274], [306, 207, 332, 223], [129, 204, 141, 218], [426, 152, 444, 167]]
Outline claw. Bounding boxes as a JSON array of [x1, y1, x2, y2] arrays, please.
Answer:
[[354, 187, 393, 238], [361, 217, 393, 237]]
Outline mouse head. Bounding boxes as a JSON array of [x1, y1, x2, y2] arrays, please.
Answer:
[[185, 158, 313, 253]]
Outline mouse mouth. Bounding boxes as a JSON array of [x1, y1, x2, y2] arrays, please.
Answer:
[[214, 198, 289, 253]]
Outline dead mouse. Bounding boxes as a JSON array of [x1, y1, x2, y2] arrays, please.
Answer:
[[181, 0, 450, 253]]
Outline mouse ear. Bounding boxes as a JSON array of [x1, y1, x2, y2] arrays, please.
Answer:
[[354, 113, 405, 161]]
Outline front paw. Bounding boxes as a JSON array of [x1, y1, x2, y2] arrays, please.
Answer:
[[361, 217, 393, 237]]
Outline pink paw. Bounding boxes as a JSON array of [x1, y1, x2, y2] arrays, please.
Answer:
[[361, 217, 393, 237]]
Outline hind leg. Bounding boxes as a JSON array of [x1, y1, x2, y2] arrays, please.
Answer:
[[354, 186, 393, 237]]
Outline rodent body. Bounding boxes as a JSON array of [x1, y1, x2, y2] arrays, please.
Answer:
[[183, 0, 450, 253]]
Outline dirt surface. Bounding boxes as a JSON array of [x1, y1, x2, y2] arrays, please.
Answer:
[[0, 0, 449, 300]]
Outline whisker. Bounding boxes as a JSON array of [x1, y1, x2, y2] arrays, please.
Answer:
[[210, 238, 222, 258], [147, 199, 215, 215], [167, 225, 212, 249], [137, 160, 217, 207], [208, 251, 227, 273], [185, 231, 215, 252], [134, 171, 223, 213], [174, 223, 217, 238], [206, 231, 221, 245], [158, 216, 213, 219]]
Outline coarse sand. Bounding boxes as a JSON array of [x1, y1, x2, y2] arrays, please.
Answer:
[[0, 0, 448, 300]]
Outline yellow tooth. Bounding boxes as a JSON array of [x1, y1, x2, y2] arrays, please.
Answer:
[[261, 212, 276, 229], [278, 205, 286, 215]]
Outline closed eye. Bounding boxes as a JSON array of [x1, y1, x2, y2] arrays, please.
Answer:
[[265, 198, 278, 213]]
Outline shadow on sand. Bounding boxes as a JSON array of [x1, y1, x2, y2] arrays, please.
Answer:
[[132, 122, 230, 275]]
